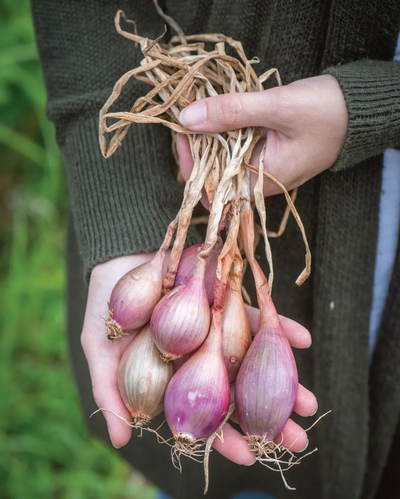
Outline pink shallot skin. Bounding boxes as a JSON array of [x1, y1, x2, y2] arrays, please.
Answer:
[[164, 319, 230, 441], [151, 258, 210, 359], [109, 250, 164, 332], [221, 273, 252, 383], [174, 237, 222, 305], [235, 302, 298, 440], [118, 323, 174, 421]]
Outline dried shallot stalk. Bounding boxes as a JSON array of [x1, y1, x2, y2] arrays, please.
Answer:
[[99, 8, 311, 290]]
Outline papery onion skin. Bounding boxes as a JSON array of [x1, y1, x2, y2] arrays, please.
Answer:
[[118, 323, 174, 422], [108, 251, 165, 337], [164, 320, 230, 440], [151, 258, 210, 360], [235, 311, 298, 440], [221, 279, 252, 383], [174, 243, 203, 290], [174, 237, 222, 305]]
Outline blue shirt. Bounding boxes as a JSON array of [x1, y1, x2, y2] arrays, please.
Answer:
[[368, 34, 400, 357]]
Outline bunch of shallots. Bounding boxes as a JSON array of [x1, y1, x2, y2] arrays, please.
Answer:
[[99, 5, 313, 492]]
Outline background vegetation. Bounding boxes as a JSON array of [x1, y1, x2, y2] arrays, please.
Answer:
[[0, 1, 156, 497]]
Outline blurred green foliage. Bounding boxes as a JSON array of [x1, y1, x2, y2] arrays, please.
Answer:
[[0, 1, 156, 498]]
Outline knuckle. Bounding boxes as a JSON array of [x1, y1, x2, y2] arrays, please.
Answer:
[[215, 94, 243, 127]]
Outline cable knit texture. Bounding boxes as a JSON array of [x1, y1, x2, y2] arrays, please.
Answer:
[[325, 60, 400, 171], [32, 1, 400, 499], [62, 118, 199, 280]]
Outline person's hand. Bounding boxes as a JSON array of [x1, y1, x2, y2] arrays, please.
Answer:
[[81, 253, 317, 463], [81, 253, 158, 448], [177, 74, 348, 198]]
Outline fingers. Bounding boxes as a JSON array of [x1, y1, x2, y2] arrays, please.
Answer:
[[82, 333, 133, 449], [245, 305, 312, 349], [278, 315, 312, 348], [212, 422, 256, 465], [275, 418, 308, 452], [213, 416, 309, 465], [293, 384, 318, 417], [179, 88, 283, 133]]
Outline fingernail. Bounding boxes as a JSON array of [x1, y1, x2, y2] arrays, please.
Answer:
[[179, 102, 207, 127], [244, 458, 257, 466], [107, 421, 121, 449], [307, 338, 312, 348], [110, 432, 121, 449], [310, 401, 318, 416], [110, 434, 121, 449], [298, 439, 309, 453]]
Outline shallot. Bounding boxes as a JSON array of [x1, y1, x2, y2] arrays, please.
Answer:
[[118, 323, 174, 427], [151, 257, 210, 361], [106, 250, 165, 341], [164, 314, 230, 454], [221, 253, 252, 382], [174, 237, 222, 305], [235, 292, 298, 440]]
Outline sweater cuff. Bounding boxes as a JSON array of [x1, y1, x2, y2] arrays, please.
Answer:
[[323, 59, 400, 172], [62, 117, 200, 281]]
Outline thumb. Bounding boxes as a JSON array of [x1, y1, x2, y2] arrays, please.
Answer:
[[178, 88, 282, 133]]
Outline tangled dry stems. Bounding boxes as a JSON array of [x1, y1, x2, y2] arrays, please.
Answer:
[[90, 408, 151, 434], [99, 7, 311, 295], [171, 432, 207, 472], [246, 435, 317, 491]]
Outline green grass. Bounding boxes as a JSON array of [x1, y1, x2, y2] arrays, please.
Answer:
[[0, 1, 156, 498]]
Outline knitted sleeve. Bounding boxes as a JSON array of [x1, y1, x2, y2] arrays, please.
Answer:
[[31, 0, 197, 281], [323, 59, 400, 172]]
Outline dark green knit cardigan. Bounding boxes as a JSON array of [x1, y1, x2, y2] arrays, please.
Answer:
[[32, 1, 400, 498]]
